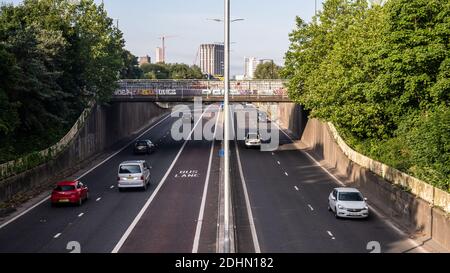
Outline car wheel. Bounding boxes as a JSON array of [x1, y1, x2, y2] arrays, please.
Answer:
[[85, 192, 89, 201], [142, 183, 147, 191], [327, 205, 331, 211], [334, 207, 339, 219], [78, 198, 83, 206]]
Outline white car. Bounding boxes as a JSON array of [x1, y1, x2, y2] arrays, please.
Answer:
[[328, 187, 369, 219], [245, 133, 261, 148], [117, 160, 151, 191]]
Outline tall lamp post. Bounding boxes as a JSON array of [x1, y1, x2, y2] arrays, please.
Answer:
[[223, 0, 231, 253], [208, 6, 243, 253]]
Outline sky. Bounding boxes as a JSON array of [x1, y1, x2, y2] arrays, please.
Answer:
[[5, 0, 323, 75]]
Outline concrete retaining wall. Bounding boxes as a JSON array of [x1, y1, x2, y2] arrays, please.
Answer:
[[259, 102, 450, 251], [0, 102, 169, 203]]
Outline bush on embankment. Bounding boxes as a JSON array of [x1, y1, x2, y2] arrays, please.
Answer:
[[0, 0, 136, 164], [283, 0, 450, 192]]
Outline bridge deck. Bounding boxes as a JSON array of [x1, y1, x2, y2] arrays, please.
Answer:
[[110, 95, 292, 103]]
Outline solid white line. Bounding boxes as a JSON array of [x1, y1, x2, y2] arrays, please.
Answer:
[[77, 113, 173, 180], [78, 213, 84, 217], [271, 119, 427, 253], [234, 124, 261, 253], [294, 186, 299, 191], [111, 105, 212, 253], [0, 113, 174, 230], [54, 233, 62, 239], [308, 204, 314, 211], [0, 196, 50, 230], [192, 106, 220, 253], [95, 197, 101, 202]]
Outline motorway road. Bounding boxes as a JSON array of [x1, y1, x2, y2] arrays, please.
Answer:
[[0, 104, 221, 253], [0, 102, 428, 253], [231, 104, 425, 253]]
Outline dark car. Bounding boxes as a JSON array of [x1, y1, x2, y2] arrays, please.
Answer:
[[134, 139, 155, 154]]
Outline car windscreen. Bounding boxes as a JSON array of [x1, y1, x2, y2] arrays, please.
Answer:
[[119, 165, 141, 174], [55, 185, 75, 191], [135, 141, 147, 146], [247, 133, 259, 139], [338, 192, 363, 201]]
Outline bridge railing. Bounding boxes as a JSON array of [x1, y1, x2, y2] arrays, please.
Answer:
[[114, 79, 289, 98]]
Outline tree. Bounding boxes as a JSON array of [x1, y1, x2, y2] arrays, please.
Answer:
[[140, 62, 204, 79], [120, 50, 143, 79], [254, 62, 282, 79], [0, 0, 131, 163], [282, 0, 450, 191]]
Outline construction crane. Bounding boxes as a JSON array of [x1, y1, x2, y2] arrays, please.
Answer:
[[157, 35, 177, 63]]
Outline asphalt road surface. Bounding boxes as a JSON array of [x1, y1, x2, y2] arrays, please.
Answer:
[[0, 102, 427, 253], [0, 104, 221, 253], [231, 103, 425, 253]]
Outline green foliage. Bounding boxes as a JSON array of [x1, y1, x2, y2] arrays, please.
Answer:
[[120, 50, 143, 79], [140, 62, 204, 79], [254, 62, 283, 79], [0, 0, 131, 165], [283, 0, 450, 192]]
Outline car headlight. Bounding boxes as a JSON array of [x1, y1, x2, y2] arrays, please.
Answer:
[[337, 204, 345, 210], [364, 206, 369, 210]]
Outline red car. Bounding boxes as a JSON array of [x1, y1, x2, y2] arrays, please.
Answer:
[[51, 180, 89, 206]]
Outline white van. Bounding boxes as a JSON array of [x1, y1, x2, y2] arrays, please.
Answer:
[[117, 160, 151, 191]]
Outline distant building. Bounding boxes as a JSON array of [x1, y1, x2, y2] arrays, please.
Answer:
[[244, 57, 259, 79], [200, 44, 224, 76], [155, 47, 164, 63], [138, 55, 151, 66]]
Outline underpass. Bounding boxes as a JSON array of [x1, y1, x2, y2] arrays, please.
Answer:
[[230, 104, 426, 253], [0, 100, 437, 253], [0, 104, 222, 253]]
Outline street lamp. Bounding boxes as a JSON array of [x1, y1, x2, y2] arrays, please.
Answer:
[[207, 18, 244, 23], [224, 0, 231, 254], [210, 2, 244, 254]]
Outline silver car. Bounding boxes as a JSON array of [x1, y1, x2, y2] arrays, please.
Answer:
[[245, 133, 261, 148], [117, 160, 151, 191]]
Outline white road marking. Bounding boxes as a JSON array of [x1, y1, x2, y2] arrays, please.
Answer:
[[0, 112, 173, 230], [294, 186, 299, 191], [327, 231, 335, 239], [277, 161, 281, 165], [95, 197, 101, 202], [271, 152, 275, 156], [78, 213, 84, 217], [271, 119, 427, 253], [192, 106, 220, 253], [112, 105, 212, 253], [234, 112, 261, 253], [54, 233, 62, 239], [110, 185, 115, 189], [284, 172, 289, 176], [308, 204, 314, 211]]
